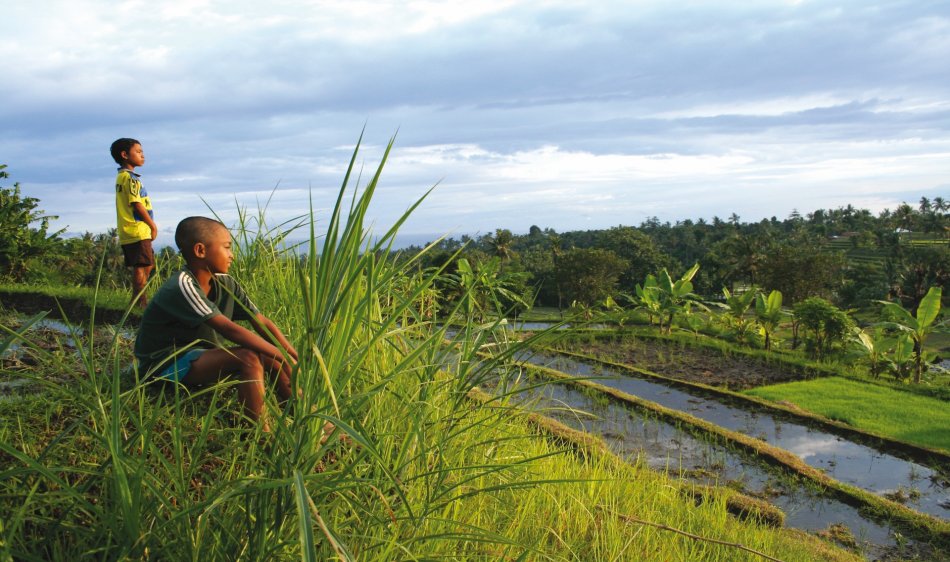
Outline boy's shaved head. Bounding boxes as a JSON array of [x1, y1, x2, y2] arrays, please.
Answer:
[[110, 138, 140, 164], [176, 217, 228, 259]]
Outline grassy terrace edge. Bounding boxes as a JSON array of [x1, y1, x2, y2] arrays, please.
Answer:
[[559, 326, 950, 402], [0, 284, 135, 325], [518, 360, 950, 550], [465, 387, 789, 530], [542, 339, 950, 462]]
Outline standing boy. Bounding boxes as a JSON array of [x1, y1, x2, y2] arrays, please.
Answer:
[[134, 216, 297, 430], [112, 138, 158, 308]]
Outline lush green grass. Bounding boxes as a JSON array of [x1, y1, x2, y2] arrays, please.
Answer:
[[745, 377, 950, 453], [0, 138, 855, 561], [0, 282, 131, 313], [0, 248, 182, 320], [930, 331, 950, 356], [511, 305, 565, 321]]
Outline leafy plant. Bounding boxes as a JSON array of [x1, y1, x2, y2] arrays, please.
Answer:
[[633, 274, 663, 327], [886, 333, 917, 381], [754, 290, 785, 352], [638, 263, 703, 334], [852, 326, 888, 378], [0, 164, 66, 281], [716, 287, 758, 345], [793, 297, 855, 361], [876, 286, 945, 383], [452, 257, 531, 323]]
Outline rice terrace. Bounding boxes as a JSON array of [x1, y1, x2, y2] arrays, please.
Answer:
[[1, 143, 949, 562]]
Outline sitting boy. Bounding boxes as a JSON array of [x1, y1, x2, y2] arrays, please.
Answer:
[[134, 216, 297, 430]]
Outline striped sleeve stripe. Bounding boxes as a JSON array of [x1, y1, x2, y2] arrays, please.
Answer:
[[177, 272, 214, 316]]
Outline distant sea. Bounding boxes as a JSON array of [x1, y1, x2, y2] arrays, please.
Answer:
[[283, 232, 450, 251], [391, 233, 448, 249]]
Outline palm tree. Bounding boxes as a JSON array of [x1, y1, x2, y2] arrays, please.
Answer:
[[549, 233, 564, 311], [894, 203, 915, 232], [490, 228, 515, 262]]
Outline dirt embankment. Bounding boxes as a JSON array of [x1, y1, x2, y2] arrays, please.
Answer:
[[564, 337, 805, 390], [0, 290, 135, 326]]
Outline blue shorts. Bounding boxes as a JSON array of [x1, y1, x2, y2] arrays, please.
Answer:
[[154, 349, 206, 382]]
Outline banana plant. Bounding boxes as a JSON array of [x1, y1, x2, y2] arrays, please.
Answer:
[[681, 300, 707, 337], [717, 287, 758, 345], [887, 333, 917, 381], [639, 263, 702, 333], [633, 275, 663, 327], [853, 326, 887, 378], [601, 295, 625, 326], [876, 286, 945, 384], [454, 257, 530, 324], [659, 263, 703, 333], [755, 289, 785, 351]]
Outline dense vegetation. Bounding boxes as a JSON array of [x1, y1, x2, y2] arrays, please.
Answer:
[[408, 199, 948, 312], [0, 150, 862, 561], [0, 164, 176, 290], [1, 162, 947, 383], [7, 161, 945, 313]]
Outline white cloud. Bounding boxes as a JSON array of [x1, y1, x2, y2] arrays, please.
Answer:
[[2, 0, 949, 239]]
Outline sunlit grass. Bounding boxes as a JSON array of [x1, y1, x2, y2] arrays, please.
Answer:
[[745, 376, 950, 453], [0, 136, 855, 561]]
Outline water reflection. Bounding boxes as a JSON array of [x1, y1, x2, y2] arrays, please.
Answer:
[[483, 372, 918, 559], [516, 350, 950, 521]]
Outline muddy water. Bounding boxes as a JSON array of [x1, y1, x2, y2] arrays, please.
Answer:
[[0, 317, 128, 401], [483, 371, 929, 559], [515, 350, 950, 521]]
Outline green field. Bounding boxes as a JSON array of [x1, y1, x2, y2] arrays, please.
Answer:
[[0, 148, 860, 561], [745, 377, 950, 453]]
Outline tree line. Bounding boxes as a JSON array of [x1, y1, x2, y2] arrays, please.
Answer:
[[0, 164, 173, 288], [1, 162, 946, 312], [1, 164, 946, 382], [405, 199, 948, 313]]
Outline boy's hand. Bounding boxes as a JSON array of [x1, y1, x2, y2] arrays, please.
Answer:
[[150, 225, 158, 240]]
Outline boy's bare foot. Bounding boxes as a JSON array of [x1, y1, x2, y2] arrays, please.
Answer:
[[319, 421, 336, 445], [318, 420, 353, 446]]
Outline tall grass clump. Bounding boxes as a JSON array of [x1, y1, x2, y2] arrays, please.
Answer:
[[0, 135, 855, 561]]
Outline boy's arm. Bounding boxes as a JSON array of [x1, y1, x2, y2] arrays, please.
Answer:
[[205, 314, 295, 372], [131, 201, 158, 240], [249, 313, 299, 361]]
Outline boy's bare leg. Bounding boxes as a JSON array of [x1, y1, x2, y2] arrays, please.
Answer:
[[185, 347, 268, 427], [257, 354, 294, 402], [130, 265, 153, 309]]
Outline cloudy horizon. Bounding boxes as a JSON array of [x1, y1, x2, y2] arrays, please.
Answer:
[[3, 0, 948, 245]]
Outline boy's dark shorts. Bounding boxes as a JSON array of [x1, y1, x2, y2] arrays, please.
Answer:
[[122, 239, 155, 267]]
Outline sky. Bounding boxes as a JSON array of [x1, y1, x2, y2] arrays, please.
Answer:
[[2, 0, 949, 246]]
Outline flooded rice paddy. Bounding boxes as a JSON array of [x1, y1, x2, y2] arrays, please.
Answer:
[[0, 317, 133, 401], [485, 356, 949, 560], [6, 318, 948, 558], [515, 349, 950, 521]]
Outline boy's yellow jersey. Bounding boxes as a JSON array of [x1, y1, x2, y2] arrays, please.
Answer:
[[115, 169, 154, 244]]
